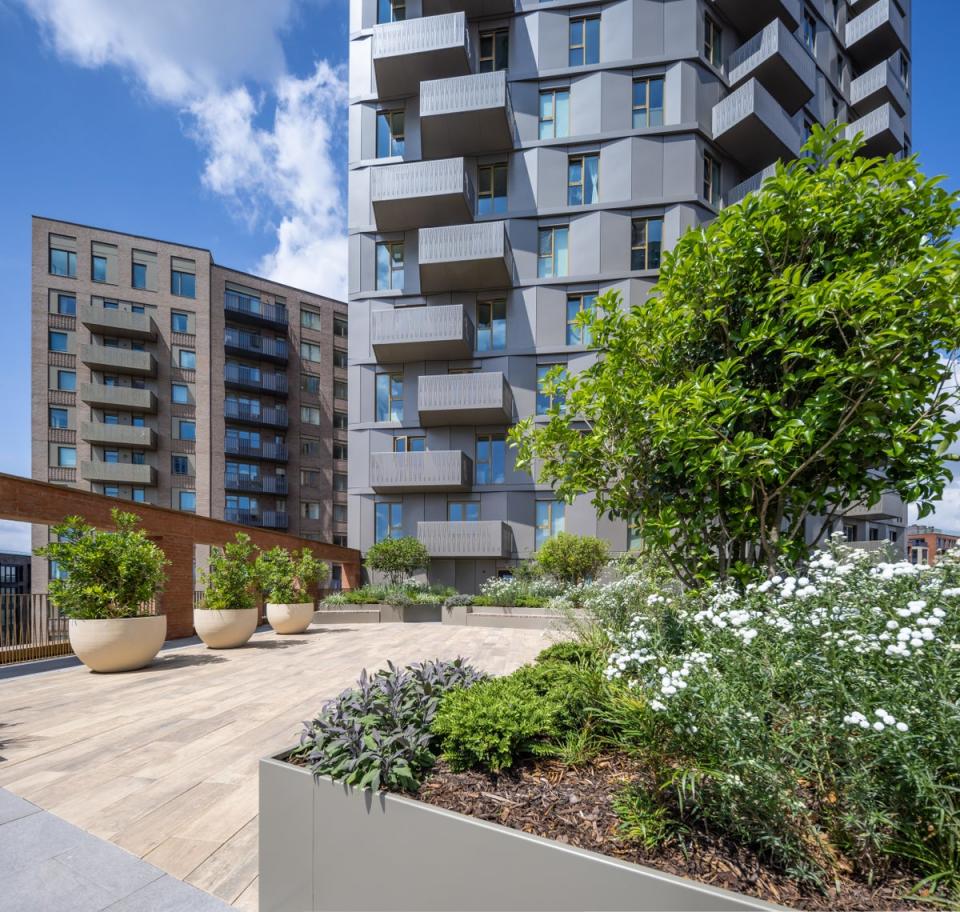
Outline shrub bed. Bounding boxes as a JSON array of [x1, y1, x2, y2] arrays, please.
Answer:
[[322, 580, 455, 607]]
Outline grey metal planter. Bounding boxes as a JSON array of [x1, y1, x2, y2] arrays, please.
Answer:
[[259, 754, 790, 912], [314, 603, 441, 624]]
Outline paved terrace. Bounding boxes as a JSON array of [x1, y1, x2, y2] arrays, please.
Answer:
[[0, 623, 554, 909]]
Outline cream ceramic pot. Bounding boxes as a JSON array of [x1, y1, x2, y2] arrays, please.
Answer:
[[69, 615, 167, 673], [266, 602, 315, 635], [193, 607, 259, 648]]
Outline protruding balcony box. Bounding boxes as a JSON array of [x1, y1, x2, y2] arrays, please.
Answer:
[[371, 304, 474, 361], [372, 13, 471, 101], [712, 79, 802, 172], [371, 158, 475, 232], [417, 520, 512, 558], [79, 344, 158, 378], [726, 164, 777, 207], [419, 221, 513, 293], [224, 474, 289, 495], [80, 462, 158, 486], [80, 383, 158, 414], [80, 422, 158, 450], [417, 371, 513, 426], [846, 0, 908, 67], [421, 0, 516, 16], [224, 401, 290, 429], [846, 492, 905, 522], [371, 450, 473, 493], [707, 0, 801, 35], [78, 303, 156, 341], [727, 20, 815, 114], [850, 56, 910, 117], [224, 439, 289, 463], [420, 71, 514, 159], [846, 103, 905, 157]]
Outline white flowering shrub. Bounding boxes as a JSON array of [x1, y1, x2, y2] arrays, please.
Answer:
[[601, 542, 960, 896], [473, 574, 566, 608]]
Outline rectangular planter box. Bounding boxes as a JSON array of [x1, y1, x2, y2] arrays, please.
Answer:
[[442, 604, 586, 630], [260, 756, 789, 912], [314, 603, 441, 624]]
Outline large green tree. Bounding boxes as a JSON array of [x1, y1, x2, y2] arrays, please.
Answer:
[[512, 127, 960, 582]]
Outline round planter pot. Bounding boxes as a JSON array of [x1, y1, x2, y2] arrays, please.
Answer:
[[193, 607, 259, 649], [69, 615, 167, 673], [266, 602, 315, 635]]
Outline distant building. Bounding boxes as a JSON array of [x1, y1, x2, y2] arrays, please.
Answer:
[[0, 553, 32, 596], [907, 525, 960, 566]]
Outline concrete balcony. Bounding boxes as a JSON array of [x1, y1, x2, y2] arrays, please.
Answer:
[[846, 103, 906, 157], [79, 344, 158, 378], [847, 538, 906, 557], [707, 0, 801, 35], [224, 328, 289, 364], [224, 474, 289, 495], [81, 461, 158, 486], [371, 303, 474, 361], [417, 370, 513, 426], [419, 221, 513, 293], [79, 422, 158, 450], [727, 19, 815, 114], [224, 510, 290, 531], [846, 492, 906, 522], [846, 0, 908, 67], [372, 158, 475, 232], [78, 303, 156, 341], [372, 12, 470, 100], [80, 383, 158, 413], [417, 520, 511, 558], [850, 56, 910, 117], [224, 439, 289, 463], [224, 401, 289, 429], [712, 78, 802, 172], [420, 71, 514, 159], [370, 450, 473, 493], [726, 164, 778, 207], [421, 0, 516, 16]]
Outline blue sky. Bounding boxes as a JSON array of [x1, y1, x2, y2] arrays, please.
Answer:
[[0, 0, 957, 549]]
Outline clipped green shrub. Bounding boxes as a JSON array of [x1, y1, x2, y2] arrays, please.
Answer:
[[255, 547, 328, 604], [199, 533, 258, 611], [365, 536, 430, 584], [535, 532, 610, 585], [535, 641, 600, 667]]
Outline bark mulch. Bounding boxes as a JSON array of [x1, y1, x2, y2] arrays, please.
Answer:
[[416, 753, 930, 912]]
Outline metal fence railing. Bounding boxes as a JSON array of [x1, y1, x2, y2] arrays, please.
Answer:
[[0, 594, 70, 665]]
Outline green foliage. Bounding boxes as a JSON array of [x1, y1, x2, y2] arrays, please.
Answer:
[[323, 581, 453, 606], [255, 547, 328, 604], [613, 784, 686, 850], [469, 573, 565, 608], [535, 532, 609, 585], [365, 536, 431, 585], [535, 640, 601, 667], [512, 125, 960, 581], [35, 510, 167, 619], [199, 533, 258, 611]]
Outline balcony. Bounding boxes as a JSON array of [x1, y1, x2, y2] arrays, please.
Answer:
[[80, 461, 158, 486], [726, 164, 778, 207], [419, 221, 513, 293], [78, 303, 156, 341], [224, 510, 290, 531], [224, 328, 289, 364], [372, 12, 471, 100], [78, 344, 158, 378], [420, 71, 514, 159], [712, 78, 803, 171], [371, 158, 475, 232], [371, 303, 474, 361], [421, 0, 516, 15], [417, 520, 512, 558], [846, 0, 908, 67], [850, 55, 910, 117], [80, 383, 158, 413], [371, 450, 473, 493], [707, 0, 801, 35], [224, 474, 289, 495], [418, 370, 513, 426], [846, 492, 906, 522], [224, 290, 288, 328], [224, 439, 288, 462], [224, 401, 289, 429], [846, 103, 906, 157], [79, 422, 158, 450], [224, 363, 288, 397], [727, 19, 815, 114]]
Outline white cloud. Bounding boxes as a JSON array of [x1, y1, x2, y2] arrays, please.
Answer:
[[21, 0, 347, 297], [0, 521, 31, 554]]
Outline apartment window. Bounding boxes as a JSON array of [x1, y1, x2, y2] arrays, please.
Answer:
[[171, 311, 189, 333], [132, 451, 146, 465], [478, 162, 508, 216], [569, 16, 599, 67], [103, 375, 119, 387], [301, 405, 321, 425], [333, 534, 347, 548], [375, 241, 404, 290], [91, 256, 107, 283], [448, 501, 480, 522], [302, 501, 322, 520], [376, 110, 405, 159], [132, 488, 146, 503], [536, 501, 565, 549], [476, 434, 505, 485], [301, 341, 322, 363], [566, 293, 596, 346], [334, 317, 348, 338], [334, 504, 348, 524], [631, 218, 663, 270], [393, 435, 425, 452], [479, 28, 508, 72], [49, 247, 76, 278], [103, 486, 120, 498], [704, 14, 722, 68], [632, 77, 664, 128], [477, 299, 506, 352], [300, 469, 319, 487], [333, 473, 348, 493], [899, 54, 909, 88], [301, 308, 322, 331], [179, 349, 197, 370], [172, 455, 190, 475], [803, 11, 817, 54], [103, 413, 119, 425], [536, 364, 566, 415], [226, 494, 257, 513], [377, 0, 405, 23], [131, 415, 145, 427], [333, 411, 348, 430], [375, 502, 403, 542], [844, 524, 857, 542], [703, 151, 721, 206], [333, 349, 348, 369], [104, 450, 120, 464], [132, 304, 145, 314], [132, 262, 147, 289], [171, 269, 196, 298], [179, 491, 196, 513], [57, 294, 76, 315], [171, 383, 189, 404], [567, 153, 599, 206], [301, 436, 320, 457], [538, 89, 570, 140], [538, 226, 569, 278], [334, 380, 348, 400], [179, 420, 196, 441], [376, 372, 403, 422], [56, 370, 76, 392], [103, 300, 119, 310], [49, 407, 68, 429], [103, 337, 119, 348], [48, 331, 68, 353], [131, 341, 145, 352], [333, 442, 348, 460], [57, 446, 76, 468]]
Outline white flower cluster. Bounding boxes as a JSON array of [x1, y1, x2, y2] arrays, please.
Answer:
[[843, 708, 909, 733]]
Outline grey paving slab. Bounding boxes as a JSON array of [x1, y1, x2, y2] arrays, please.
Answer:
[[0, 803, 87, 873], [104, 874, 233, 911], [0, 787, 41, 824], [0, 857, 115, 912], [55, 836, 165, 900]]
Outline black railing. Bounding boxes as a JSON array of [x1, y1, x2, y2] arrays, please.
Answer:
[[224, 363, 289, 395], [224, 328, 288, 362], [225, 290, 288, 327], [224, 474, 288, 494], [224, 439, 289, 462], [224, 509, 289, 530], [224, 401, 289, 428]]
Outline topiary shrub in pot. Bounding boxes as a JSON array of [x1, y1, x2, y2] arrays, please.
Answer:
[[256, 547, 329, 634], [35, 510, 168, 673], [195, 533, 259, 648]]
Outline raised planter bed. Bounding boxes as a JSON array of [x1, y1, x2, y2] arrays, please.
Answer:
[[314, 603, 441, 624], [442, 604, 585, 630], [259, 754, 787, 912]]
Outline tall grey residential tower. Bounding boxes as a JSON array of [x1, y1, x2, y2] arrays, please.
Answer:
[[348, 0, 912, 589]]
